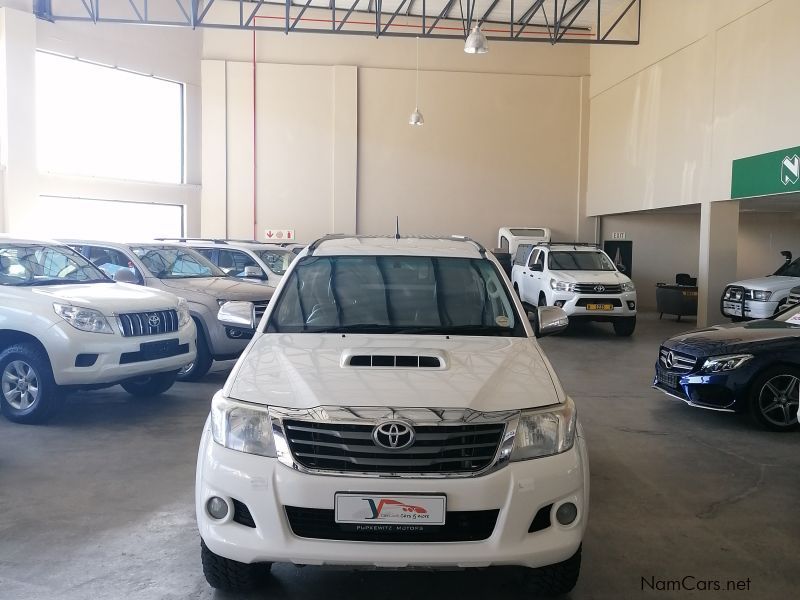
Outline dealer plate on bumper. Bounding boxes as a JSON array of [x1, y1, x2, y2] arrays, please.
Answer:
[[335, 494, 446, 525], [586, 303, 614, 311]]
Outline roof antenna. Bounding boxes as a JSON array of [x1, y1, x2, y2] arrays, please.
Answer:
[[395, 216, 400, 240]]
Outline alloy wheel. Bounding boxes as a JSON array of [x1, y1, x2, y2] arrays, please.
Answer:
[[758, 374, 800, 427], [2, 360, 41, 410]]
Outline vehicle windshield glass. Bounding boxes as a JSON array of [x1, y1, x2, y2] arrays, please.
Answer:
[[255, 248, 294, 276], [509, 228, 545, 237], [776, 258, 800, 278], [267, 255, 525, 336], [549, 251, 616, 271], [0, 244, 110, 286], [131, 246, 226, 279]]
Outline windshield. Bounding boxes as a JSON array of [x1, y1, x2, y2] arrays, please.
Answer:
[[549, 251, 616, 271], [509, 228, 546, 237], [267, 255, 525, 336], [131, 246, 226, 279], [775, 258, 800, 278], [255, 248, 294, 276], [0, 244, 110, 286]]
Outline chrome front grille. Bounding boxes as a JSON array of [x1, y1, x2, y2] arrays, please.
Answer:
[[659, 347, 697, 372], [284, 421, 506, 474], [118, 310, 179, 337], [574, 283, 623, 294]]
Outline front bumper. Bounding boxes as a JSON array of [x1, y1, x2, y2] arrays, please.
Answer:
[[196, 422, 589, 569], [549, 291, 637, 318], [47, 320, 196, 386], [721, 299, 778, 320], [651, 364, 751, 412]]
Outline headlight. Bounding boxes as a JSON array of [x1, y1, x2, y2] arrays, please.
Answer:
[[176, 297, 191, 328], [621, 281, 636, 292], [701, 354, 753, 373], [750, 290, 772, 301], [549, 279, 576, 292], [53, 303, 113, 334], [511, 397, 577, 461], [217, 299, 229, 308], [210, 395, 276, 457]]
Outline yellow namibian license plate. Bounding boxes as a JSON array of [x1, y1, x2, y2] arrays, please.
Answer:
[[586, 303, 613, 311]]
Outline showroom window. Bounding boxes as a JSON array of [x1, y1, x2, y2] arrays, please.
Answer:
[[36, 51, 183, 183], [36, 196, 184, 239]]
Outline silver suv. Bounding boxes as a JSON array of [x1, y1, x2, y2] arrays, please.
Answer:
[[65, 241, 273, 381], [161, 238, 300, 289]]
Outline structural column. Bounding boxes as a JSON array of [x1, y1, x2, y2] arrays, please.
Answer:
[[0, 8, 37, 233], [697, 200, 739, 327], [332, 65, 358, 235]]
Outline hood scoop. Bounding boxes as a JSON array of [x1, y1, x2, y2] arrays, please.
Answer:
[[341, 349, 447, 370]]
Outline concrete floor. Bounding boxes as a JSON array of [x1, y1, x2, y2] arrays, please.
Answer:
[[0, 313, 797, 600]]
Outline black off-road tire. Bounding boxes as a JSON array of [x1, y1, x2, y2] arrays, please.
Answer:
[[522, 546, 581, 597], [177, 320, 213, 382], [0, 343, 60, 424], [200, 539, 271, 592], [121, 370, 179, 397], [613, 316, 636, 337]]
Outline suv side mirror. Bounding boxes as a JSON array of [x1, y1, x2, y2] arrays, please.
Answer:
[[243, 265, 266, 279], [533, 306, 569, 337], [218, 301, 256, 330], [531, 263, 543, 272]]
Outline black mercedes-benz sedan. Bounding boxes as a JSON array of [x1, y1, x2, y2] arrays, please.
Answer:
[[653, 305, 800, 431]]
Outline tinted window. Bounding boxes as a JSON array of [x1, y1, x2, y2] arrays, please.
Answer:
[[255, 249, 293, 276], [268, 255, 524, 337], [218, 249, 258, 276], [513, 244, 532, 266], [509, 228, 545, 237], [549, 251, 615, 271], [83, 246, 141, 282]]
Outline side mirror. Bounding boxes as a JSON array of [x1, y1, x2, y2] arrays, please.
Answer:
[[531, 263, 543, 272], [113, 267, 138, 284], [534, 306, 569, 337], [243, 265, 266, 279], [218, 301, 256, 330]]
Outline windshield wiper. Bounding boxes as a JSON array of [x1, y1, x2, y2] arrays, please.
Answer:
[[395, 324, 513, 336], [306, 323, 398, 334], [23, 279, 86, 287]]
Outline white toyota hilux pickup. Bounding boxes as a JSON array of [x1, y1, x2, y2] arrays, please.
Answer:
[[0, 237, 196, 424], [196, 235, 589, 596]]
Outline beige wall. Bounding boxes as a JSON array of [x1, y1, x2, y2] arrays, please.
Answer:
[[201, 28, 592, 248], [738, 212, 800, 281], [587, 0, 800, 215]]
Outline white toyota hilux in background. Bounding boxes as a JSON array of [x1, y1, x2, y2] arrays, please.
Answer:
[[196, 235, 589, 596], [721, 253, 800, 320], [511, 243, 637, 336], [0, 237, 196, 424]]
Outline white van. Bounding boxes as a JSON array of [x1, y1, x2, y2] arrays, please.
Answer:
[[498, 227, 552, 256]]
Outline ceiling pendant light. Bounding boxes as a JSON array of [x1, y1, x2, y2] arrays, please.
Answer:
[[409, 36, 424, 126], [464, 24, 489, 54]]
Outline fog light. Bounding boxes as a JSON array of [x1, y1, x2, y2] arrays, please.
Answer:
[[207, 496, 229, 520], [227, 327, 243, 339], [555, 502, 578, 525], [555, 300, 565, 308], [627, 301, 636, 310]]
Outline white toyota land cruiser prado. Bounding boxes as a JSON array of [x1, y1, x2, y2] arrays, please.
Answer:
[[196, 235, 589, 596]]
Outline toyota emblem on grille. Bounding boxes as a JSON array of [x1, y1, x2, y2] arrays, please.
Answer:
[[665, 351, 675, 369], [593, 285, 606, 292], [148, 314, 161, 328], [372, 421, 415, 450]]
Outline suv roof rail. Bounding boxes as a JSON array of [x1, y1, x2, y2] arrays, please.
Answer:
[[156, 237, 298, 246], [306, 234, 487, 257], [535, 241, 601, 249]]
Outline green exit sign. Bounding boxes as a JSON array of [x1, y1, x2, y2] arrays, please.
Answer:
[[731, 145, 800, 199]]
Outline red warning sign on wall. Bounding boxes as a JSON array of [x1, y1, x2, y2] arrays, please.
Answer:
[[264, 229, 295, 241]]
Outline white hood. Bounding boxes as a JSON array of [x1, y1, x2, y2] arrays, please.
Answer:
[[32, 282, 179, 315], [549, 270, 630, 285], [728, 275, 800, 293], [227, 334, 564, 412], [157, 276, 273, 301]]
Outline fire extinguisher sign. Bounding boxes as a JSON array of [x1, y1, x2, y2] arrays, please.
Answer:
[[264, 229, 295, 241]]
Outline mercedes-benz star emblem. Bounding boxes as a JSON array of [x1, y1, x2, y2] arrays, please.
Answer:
[[593, 285, 606, 292], [372, 421, 415, 451], [665, 351, 675, 369], [148, 314, 161, 328]]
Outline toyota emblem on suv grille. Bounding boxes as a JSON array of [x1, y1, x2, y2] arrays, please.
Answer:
[[593, 285, 606, 292], [148, 314, 161, 327], [372, 421, 415, 450]]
